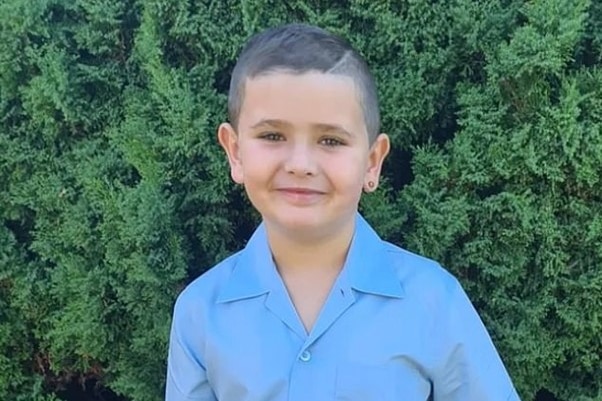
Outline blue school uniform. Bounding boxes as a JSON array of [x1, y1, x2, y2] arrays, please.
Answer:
[[166, 213, 520, 401]]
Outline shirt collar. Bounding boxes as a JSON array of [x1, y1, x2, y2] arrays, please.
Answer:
[[217, 213, 404, 303], [217, 222, 276, 303], [341, 214, 405, 299]]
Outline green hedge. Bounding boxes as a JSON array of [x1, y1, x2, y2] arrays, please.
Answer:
[[1, 1, 600, 400]]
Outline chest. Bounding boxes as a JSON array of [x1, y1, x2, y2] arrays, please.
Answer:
[[203, 292, 435, 401], [283, 273, 336, 333]]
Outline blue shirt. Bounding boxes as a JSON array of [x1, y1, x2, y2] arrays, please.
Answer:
[[166, 214, 520, 401]]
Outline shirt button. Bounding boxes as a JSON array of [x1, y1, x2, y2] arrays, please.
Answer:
[[299, 350, 311, 362]]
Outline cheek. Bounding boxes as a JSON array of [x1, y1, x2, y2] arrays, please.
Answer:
[[239, 147, 281, 185], [339, 153, 368, 178], [329, 158, 368, 190]]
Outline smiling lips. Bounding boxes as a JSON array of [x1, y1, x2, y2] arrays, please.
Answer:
[[276, 187, 326, 205]]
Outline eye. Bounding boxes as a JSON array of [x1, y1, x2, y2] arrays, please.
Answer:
[[319, 137, 345, 147], [259, 132, 284, 141]]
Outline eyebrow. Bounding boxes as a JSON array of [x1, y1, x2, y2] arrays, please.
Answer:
[[313, 123, 353, 138], [250, 119, 353, 138], [250, 119, 291, 130]]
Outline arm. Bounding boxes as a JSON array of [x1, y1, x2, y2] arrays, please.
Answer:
[[165, 294, 217, 401], [432, 280, 521, 401]]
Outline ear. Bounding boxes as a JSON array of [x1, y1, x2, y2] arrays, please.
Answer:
[[363, 133, 390, 192], [217, 122, 244, 184]]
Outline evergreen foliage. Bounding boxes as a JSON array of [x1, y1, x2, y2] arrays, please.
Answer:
[[1, 1, 600, 400]]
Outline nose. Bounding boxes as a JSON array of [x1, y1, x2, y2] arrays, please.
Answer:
[[284, 142, 317, 176]]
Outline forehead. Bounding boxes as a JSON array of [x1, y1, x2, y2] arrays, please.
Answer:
[[238, 72, 366, 135]]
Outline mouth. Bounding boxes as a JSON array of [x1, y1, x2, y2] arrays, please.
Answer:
[[276, 187, 325, 195], [275, 187, 326, 205]]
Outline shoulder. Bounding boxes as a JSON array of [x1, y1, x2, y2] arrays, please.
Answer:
[[173, 251, 242, 315], [381, 241, 462, 308]]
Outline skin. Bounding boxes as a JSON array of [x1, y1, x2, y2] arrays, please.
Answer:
[[218, 71, 390, 278]]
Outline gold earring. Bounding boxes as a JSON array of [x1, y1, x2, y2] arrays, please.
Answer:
[[368, 181, 375, 189]]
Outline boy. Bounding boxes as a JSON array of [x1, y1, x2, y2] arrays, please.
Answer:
[[166, 24, 520, 401]]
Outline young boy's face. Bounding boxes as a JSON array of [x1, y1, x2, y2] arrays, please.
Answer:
[[218, 72, 389, 238]]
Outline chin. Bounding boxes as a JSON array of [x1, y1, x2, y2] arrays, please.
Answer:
[[266, 213, 324, 231], [271, 212, 350, 238], [280, 216, 322, 230]]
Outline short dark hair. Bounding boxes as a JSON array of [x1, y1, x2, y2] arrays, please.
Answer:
[[228, 24, 380, 142]]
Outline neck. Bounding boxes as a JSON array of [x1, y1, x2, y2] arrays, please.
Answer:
[[265, 219, 356, 275]]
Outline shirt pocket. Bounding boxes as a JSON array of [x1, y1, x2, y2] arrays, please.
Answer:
[[335, 363, 393, 401]]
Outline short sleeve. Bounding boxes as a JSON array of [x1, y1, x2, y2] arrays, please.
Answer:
[[432, 280, 521, 401], [165, 294, 217, 401]]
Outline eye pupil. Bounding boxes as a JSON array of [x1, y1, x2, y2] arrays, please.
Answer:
[[262, 132, 282, 141], [322, 137, 342, 147]]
